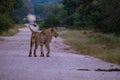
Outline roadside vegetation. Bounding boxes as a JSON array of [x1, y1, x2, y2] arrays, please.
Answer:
[[56, 0, 120, 65], [0, 24, 24, 36], [60, 30, 120, 65], [0, 0, 30, 35]]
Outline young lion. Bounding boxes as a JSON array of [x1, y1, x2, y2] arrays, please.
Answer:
[[28, 24, 58, 57]]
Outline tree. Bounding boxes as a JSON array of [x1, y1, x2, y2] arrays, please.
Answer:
[[0, 0, 14, 34], [62, 0, 94, 28], [0, 0, 24, 34], [13, 0, 24, 9], [62, 0, 80, 15], [40, 15, 60, 29], [96, 0, 120, 34], [0, 14, 14, 34], [0, 0, 14, 14], [10, 0, 25, 23], [62, 0, 120, 35]]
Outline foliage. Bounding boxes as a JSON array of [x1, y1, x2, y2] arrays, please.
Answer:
[[39, 15, 60, 29], [13, 0, 24, 9], [37, 3, 62, 29], [95, 0, 120, 34], [57, 4, 68, 21], [45, 15, 60, 27], [10, 0, 27, 24], [0, 0, 25, 33], [32, 0, 62, 21], [35, 3, 60, 20], [0, 0, 14, 14], [0, 0, 14, 33], [31, 0, 61, 6], [0, 24, 24, 36], [61, 0, 120, 35], [0, 14, 14, 34], [62, 0, 78, 15]]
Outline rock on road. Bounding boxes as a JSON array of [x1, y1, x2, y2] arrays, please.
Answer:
[[0, 28, 120, 80]]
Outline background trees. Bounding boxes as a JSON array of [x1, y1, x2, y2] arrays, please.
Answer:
[[0, 0, 14, 34], [0, 0, 120, 35], [0, 0, 34, 34], [36, 3, 61, 28], [10, 0, 25, 24], [96, 0, 120, 35], [61, 0, 120, 35]]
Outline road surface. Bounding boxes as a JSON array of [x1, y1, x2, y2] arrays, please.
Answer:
[[0, 28, 120, 80]]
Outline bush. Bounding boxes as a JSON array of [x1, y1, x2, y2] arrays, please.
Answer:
[[39, 15, 60, 29], [0, 14, 14, 34], [38, 21, 45, 29]]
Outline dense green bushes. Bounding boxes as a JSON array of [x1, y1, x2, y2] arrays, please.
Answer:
[[37, 3, 61, 29], [0, 0, 14, 34], [0, 14, 14, 34], [0, 0, 24, 34], [32, 0, 120, 35], [95, 0, 120, 34], [61, 0, 120, 35]]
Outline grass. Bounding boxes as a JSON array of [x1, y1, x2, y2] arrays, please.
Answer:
[[0, 24, 24, 36], [60, 30, 120, 65]]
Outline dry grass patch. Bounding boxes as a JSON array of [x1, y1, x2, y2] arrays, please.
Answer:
[[60, 30, 120, 65]]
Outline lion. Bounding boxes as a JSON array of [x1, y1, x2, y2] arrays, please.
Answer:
[[28, 24, 58, 57]]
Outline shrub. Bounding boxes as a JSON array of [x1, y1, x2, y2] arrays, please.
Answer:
[[0, 14, 14, 34]]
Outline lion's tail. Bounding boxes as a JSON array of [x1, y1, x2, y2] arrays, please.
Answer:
[[28, 24, 36, 33]]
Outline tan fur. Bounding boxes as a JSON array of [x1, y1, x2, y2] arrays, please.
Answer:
[[28, 25, 58, 57]]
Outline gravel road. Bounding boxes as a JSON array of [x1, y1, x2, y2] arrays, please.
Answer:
[[0, 28, 120, 80]]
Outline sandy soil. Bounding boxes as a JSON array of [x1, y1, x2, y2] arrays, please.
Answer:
[[0, 27, 120, 80]]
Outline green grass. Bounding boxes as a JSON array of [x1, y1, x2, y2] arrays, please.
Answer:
[[60, 30, 120, 65], [0, 24, 24, 36]]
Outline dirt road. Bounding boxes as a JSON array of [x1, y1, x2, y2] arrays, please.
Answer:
[[0, 28, 120, 80]]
